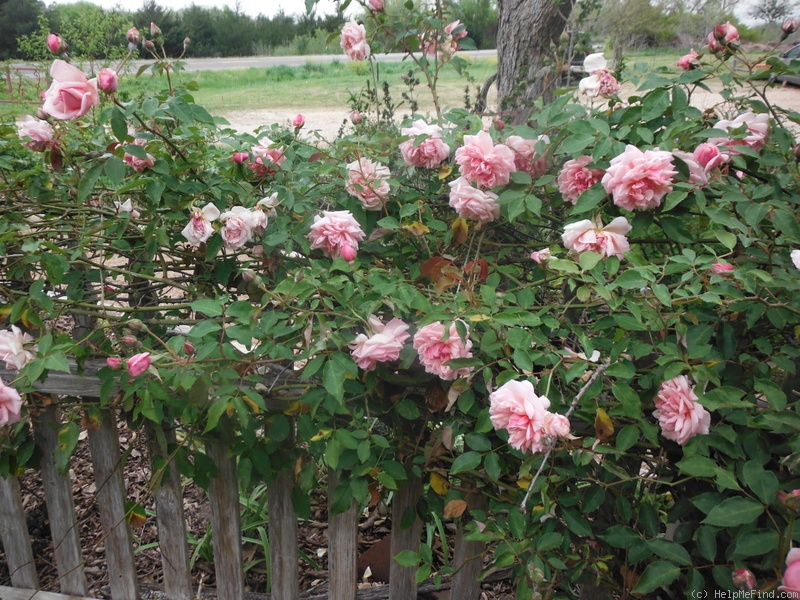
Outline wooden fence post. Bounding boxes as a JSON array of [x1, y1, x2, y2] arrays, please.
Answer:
[[267, 465, 300, 600], [206, 434, 245, 600], [88, 408, 140, 599], [0, 474, 40, 589], [450, 492, 489, 600], [327, 469, 358, 599], [389, 471, 423, 600], [33, 405, 89, 596]]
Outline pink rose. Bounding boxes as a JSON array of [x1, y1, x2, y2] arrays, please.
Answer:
[[123, 150, 155, 172], [182, 203, 220, 246], [340, 21, 370, 61], [127, 352, 151, 377], [562, 216, 631, 258], [780, 548, 800, 597], [349, 316, 410, 371], [530, 249, 551, 264], [454, 130, 517, 188], [0, 326, 36, 371], [307, 210, 365, 262], [368, 0, 384, 10], [413, 321, 474, 381], [41, 60, 99, 121], [47, 34, 67, 55], [783, 18, 800, 36], [249, 139, 285, 177], [114, 198, 140, 219], [506, 134, 549, 177], [150, 22, 162, 38], [219, 206, 257, 249], [126, 27, 140, 44], [731, 569, 756, 592], [710, 262, 734, 275], [445, 20, 468, 41], [448, 176, 500, 223], [399, 120, 451, 168], [672, 150, 708, 185], [557, 156, 604, 204], [709, 22, 739, 47], [18, 116, 56, 152], [349, 110, 363, 124], [106, 357, 123, 370], [232, 152, 249, 163], [602, 145, 676, 211], [579, 53, 620, 98], [252, 194, 279, 234], [97, 68, 119, 94], [677, 49, 699, 70], [489, 380, 570, 454], [693, 142, 729, 171], [292, 113, 305, 128], [708, 112, 769, 154], [0, 379, 23, 426], [652, 375, 711, 445], [345, 157, 391, 211]]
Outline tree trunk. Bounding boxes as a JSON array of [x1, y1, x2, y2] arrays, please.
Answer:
[[496, 0, 576, 123]]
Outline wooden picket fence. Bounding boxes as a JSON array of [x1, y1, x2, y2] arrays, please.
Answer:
[[0, 360, 487, 600]]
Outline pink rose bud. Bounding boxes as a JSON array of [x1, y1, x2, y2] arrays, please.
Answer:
[[183, 341, 195, 355], [120, 336, 140, 346], [144, 40, 155, 52], [778, 489, 800, 512], [47, 34, 67, 55], [711, 262, 734, 275], [530, 249, 551, 264], [677, 49, 699, 70], [782, 18, 799, 37], [232, 152, 249, 163], [292, 113, 305, 128], [106, 357, 123, 370], [349, 110, 362, 124], [126, 352, 151, 376], [368, 0, 384, 10], [150, 22, 162, 39], [97, 68, 119, 94], [732, 569, 755, 591], [713, 22, 739, 43], [494, 119, 505, 130], [126, 27, 140, 44]]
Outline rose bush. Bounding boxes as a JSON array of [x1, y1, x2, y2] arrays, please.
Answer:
[[1, 2, 800, 597]]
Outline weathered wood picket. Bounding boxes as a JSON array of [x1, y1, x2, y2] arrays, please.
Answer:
[[0, 361, 487, 599]]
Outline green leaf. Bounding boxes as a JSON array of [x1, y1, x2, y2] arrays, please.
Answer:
[[393, 550, 420, 567], [537, 531, 563, 552], [646, 539, 691, 566], [631, 561, 680, 594], [703, 497, 764, 527], [561, 508, 592, 536], [105, 157, 126, 187], [191, 299, 224, 317], [741, 461, 779, 505], [450, 451, 481, 475], [732, 529, 778, 557], [110, 107, 129, 142], [203, 399, 229, 434], [676, 455, 718, 477], [570, 185, 606, 214], [323, 357, 345, 402], [599, 525, 641, 548], [77, 163, 104, 203]]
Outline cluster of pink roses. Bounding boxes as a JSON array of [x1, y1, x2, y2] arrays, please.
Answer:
[[489, 380, 571, 455], [0, 326, 36, 427], [349, 318, 474, 381], [107, 352, 152, 377], [652, 375, 711, 445], [420, 19, 467, 62], [181, 196, 276, 250], [399, 119, 451, 169], [307, 210, 366, 262], [247, 138, 286, 177]]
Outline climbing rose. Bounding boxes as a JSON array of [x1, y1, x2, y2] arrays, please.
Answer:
[[448, 177, 500, 223], [557, 156, 604, 204], [97, 68, 119, 94], [127, 352, 151, 377], [489, 380, 571, 454], [413, 321, 473, 381], [0, 379, 23, 426], [182, 203, 220, 246], [41, 60, 99, 120], [562, 217, 631, 258], [307, 210, 365, 262], [677, 49, 699, 70], [345, 157, 391, 211], [349, 316, 410, 371], [399, 120, 450, 168], [506, 135, 549, 177], [0, 326, 36, 371], [114, 198, 141, 219], [653, 375, 711, 445], [780, 548, 800, 596], [18, 116, 56, 151], [454, 130, 516, 188], [232, 152, 248, 163], [340, 21, 370, 61], [219, 206, 257, 249], [708, 112, 769, 154], [602, 145, 676, 211], [251, 194, 278, 234]]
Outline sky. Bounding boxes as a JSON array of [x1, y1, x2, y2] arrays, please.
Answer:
[[46, 0, 346, 19]]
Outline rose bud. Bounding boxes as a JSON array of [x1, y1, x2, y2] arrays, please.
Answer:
[[368, 0, 384, 10], [293, 113, 305, 128], [126, 27, 140, 44], [150, 22, 162, 39], [783, 18, 799, 38], [183, 341, 195, 355], [349, 110, 362, 124], [126, 352, 151, 377], [106, 357, 123, 370], [144, 40, 155, 52], [97, 68, 119, 94], [732, 569, 755, 591], [232, 152, 249, 163], [47, 34, 67, 55]]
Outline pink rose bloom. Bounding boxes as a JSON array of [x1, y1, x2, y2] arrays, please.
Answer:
[[127, 352, 151, 377], [413, 321, 474, 381], [249, 139, 285, 177], [506, 134, 549, 177], [219, 206, 257, 249], [579, 54, 620, 98], [445, 20, 468, 41], [652, 375, 711, 445], [530, 249, 551, 264], [399, 120, 451, 168], [489, 380, 570, 454], [106, 357, 123, 370], [97, 68, 118, 94], [420, 31, 458, 61], [126, 27, 140, 44], [349, 110, 363, 124], [557, 156, 605, 204], [602, 145, 676, 211], [672, 150, 708, 185], [368, 0, 384, 10], [562, 216, 631, 258], [708, 112, 769, 154], [0, 326, 36, 371], [0, 379, 23, 426], [709, 22, 739, 48], [41, 60, 99, 121], [123, 150, 155, 172], [340, 21, 370, 61], [454, 130, 517, 188], [251, 193, 279, 234], [345, 157, 391, 211], [18, 116, 56, 151], [448, 176, 500, 223], [693, 142, 729, 171], [349, 316, 410, 371], [292, 113, 305, 128], [780, 548, 800, 597], [182, 203, 220, 246], [232, 151, 249, 163], [47, 34, 66, 55], [677, 49, 699, 70], [307, 210, 365, 262]]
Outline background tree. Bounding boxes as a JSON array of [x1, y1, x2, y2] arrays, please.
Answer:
[[0, 0, 45, 60], [593, 0, 676, 65], [454, 0, 499, 49], [748, 0, 797, 23]]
